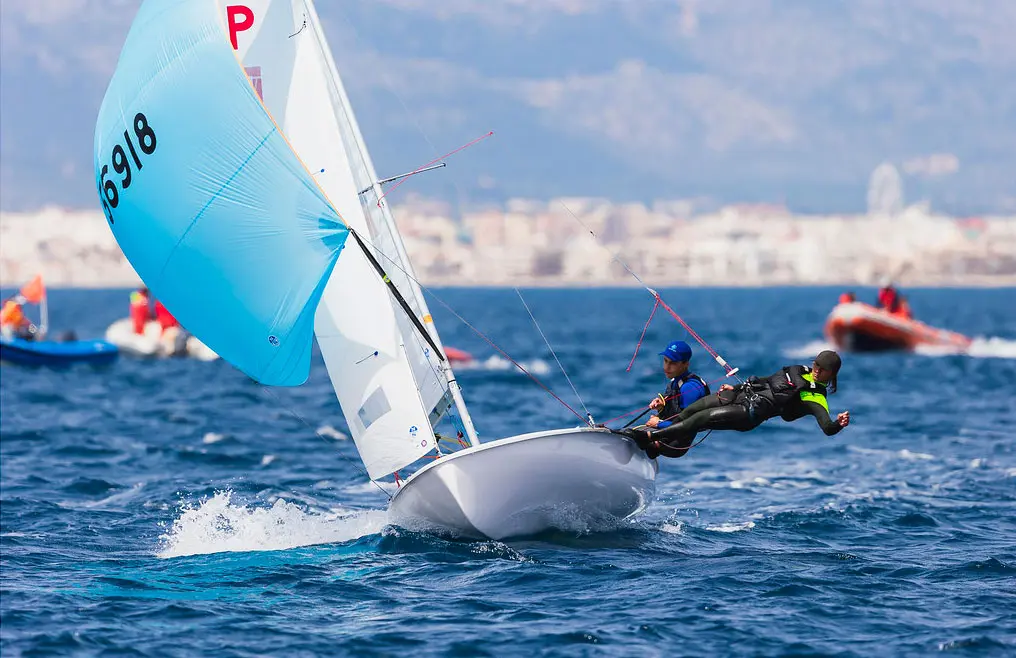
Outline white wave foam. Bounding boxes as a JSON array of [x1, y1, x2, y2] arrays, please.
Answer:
[[848, 445, 936, 463], [898, 449, 934, 461], [202, 432, 226, 444], [85, 482, 146, 509], [316, 425, 347, 440], [912, 337, 1016, 358], [454, 355, 551, 375], [157, 491, 386, 559], [660, 522, 683, 535], [963, 337, 1016, 359], [705, 521, 756, 533], [730, 476, 772, 489]]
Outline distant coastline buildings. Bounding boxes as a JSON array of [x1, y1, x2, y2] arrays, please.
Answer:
[[2, 197, 1014, 288]]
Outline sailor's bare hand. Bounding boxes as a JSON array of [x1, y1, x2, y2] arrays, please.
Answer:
[[646, 416, 661, 428], [649, 397, 663, 410], [837, 411, 850, 427], [719, 384, 734, 392]]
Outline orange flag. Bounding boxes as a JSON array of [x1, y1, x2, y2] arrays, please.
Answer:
[[19, 275, 45, 304]]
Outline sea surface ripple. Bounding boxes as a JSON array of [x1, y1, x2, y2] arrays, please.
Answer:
[[2, 287, 1015, 656]]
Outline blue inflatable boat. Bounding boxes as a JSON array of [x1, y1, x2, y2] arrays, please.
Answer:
[[0, 336, 119, 367]]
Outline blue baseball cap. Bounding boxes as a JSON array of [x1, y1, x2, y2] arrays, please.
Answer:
[[660, 340, 692, 362]]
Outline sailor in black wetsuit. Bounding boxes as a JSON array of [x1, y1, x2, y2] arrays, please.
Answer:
[[621, 350, 850, 459]]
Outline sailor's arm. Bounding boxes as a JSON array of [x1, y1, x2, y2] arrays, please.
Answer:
[[646, 393, 663, 427], [802, 400, 849, 436]]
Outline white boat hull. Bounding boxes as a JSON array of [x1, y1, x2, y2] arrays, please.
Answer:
[[388, 427, 657, 540], [105, 319, 219, 361]]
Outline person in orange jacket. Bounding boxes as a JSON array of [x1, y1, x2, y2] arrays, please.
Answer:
[[894, 296, 913, 320], [838, 291, 856, 304], [1, 295, 37, 340]]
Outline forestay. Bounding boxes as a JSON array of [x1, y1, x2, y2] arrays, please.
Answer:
[[94, 0, 349, 386]]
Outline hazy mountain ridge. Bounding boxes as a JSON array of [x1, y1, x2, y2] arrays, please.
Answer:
[[1, 0, 1013, 214]]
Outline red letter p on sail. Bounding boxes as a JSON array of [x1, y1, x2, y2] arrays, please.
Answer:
[[227, 5, 255, 51]]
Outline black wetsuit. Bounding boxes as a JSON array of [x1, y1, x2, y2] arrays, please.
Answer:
[[643, 365, 843, 458]]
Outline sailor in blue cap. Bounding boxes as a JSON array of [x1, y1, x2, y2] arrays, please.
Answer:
[[646, 340, 709, 429]]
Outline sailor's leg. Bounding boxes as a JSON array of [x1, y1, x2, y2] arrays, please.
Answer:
[[653, 400, 744, 441], [651, 404, 759, 459], [672, 392, 725, 422], [619, 391, 727, 448]]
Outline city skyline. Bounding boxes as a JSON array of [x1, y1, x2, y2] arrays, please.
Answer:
[[3, 196, 1013, 289]]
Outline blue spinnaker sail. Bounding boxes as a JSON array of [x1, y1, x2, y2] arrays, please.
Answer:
[[94, 0, 348, 385]]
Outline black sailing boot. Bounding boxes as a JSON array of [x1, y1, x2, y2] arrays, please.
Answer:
[[615, 426, 654, 451]]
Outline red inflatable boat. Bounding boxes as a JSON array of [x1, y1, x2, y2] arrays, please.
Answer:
[[444, 346, 473, 363], [824, 302, 972, 353]]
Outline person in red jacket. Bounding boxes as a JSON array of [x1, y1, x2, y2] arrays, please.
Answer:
[[876, 279, 900, 313], [153, 299, 193, 356], [153, 299, 179, 334], [894, 296, 913, 320], [130, 287, 153, 335]]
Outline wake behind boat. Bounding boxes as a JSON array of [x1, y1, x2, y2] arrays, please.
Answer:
[[825, 301, 972, 353], [95, 0, 655, 540]]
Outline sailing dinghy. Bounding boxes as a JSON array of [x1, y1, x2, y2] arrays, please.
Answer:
[[95, 0, 656, 540]]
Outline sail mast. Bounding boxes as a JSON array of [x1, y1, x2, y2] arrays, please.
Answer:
[[303, 0, 479, 446], [365, 178, 480, 447]]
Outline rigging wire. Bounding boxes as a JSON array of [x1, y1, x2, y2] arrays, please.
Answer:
[[557, 201, 652, 290], [557, 200, 743, 383], [351, 229, 588, 423], [332, 3, 491, 216], [514, 287, 593, 424], [626, 296, 660, 372], [376, 131, 494, 207], [597, 372, 738, 427], [425, 293, 588, 423]]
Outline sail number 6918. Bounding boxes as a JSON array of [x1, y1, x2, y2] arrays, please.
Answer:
[[99, 112, 157, 224]]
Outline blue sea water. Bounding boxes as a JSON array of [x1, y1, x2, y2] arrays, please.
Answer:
[[2, 287, 1015, 657]]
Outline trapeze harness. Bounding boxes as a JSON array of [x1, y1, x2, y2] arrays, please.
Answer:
[[654, 372, 711, 427]]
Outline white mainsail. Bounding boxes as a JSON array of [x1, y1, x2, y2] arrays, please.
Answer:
[[299, 0, 456, 425], [220, 0, 470, 478]]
